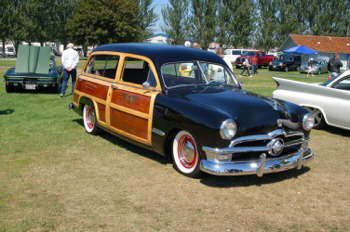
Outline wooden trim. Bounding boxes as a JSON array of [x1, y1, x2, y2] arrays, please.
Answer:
[[109, 102, 148, 119]]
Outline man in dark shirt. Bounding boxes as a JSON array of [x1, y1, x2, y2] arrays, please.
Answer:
[[328, 54, 343, 78]]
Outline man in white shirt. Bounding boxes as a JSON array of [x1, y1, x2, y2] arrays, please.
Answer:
[[60, 43, 79, 97]]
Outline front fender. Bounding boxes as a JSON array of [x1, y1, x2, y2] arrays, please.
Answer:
[[152, 95, 232, 156]]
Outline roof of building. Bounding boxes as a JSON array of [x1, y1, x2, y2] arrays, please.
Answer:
[[93, 43, 225, 67], [290, 34, 350, 54]]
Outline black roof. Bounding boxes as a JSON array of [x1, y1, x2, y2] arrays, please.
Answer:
[[93, 43, 225, 67]]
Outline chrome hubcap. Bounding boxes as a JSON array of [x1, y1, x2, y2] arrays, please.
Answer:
[[178, 135, 197, 168]]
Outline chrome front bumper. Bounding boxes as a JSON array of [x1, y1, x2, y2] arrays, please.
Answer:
[[200, 148, 313, 176], [200, 129, 314, 177]]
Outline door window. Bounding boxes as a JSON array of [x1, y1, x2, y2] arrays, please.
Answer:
[[85, 55, 119, 79], [122, 57, 155, 86]]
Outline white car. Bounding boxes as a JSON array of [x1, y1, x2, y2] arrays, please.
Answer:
[[273, 71, 350, 130], [224, 48, 257, 64]]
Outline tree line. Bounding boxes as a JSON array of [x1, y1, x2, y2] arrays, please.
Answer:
[[1, 0, 350, 56], [0, 0, 156, 55], [162, 0, 350, 50]]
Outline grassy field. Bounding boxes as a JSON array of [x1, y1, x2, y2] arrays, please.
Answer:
[[0, 59, 349, 232]]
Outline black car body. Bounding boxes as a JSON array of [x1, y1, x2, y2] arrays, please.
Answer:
[[71, 43, 315, 177], [269, 55, 301, 72], [3, 45, 63, 92]]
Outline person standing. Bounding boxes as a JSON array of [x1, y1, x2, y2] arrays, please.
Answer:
[[251, 55, 258, 75], [216, 47, 233, 71], [327, 53, 343, 79], [60, 43, 79, 97], [240, 57, 251, 77]]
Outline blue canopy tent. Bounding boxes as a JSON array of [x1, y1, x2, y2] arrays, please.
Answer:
[[283, 45, 319, 55]]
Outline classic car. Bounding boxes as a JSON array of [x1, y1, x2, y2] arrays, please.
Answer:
[[269, 54, 301, 72], [273, 72, 350, 130], [70, 43, 315, 177], [299, 60, 328, 75], [3, 45, 62, 92]]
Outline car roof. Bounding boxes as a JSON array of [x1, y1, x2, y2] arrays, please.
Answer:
[[93, 43, 226, 67]]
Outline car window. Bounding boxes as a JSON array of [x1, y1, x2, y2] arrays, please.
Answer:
[[231, 50, 241, 55], [332, 75, 350, 91], [122, 57, 154, 86], [161, 61, 238, 88], [85, 54, 119, 79]]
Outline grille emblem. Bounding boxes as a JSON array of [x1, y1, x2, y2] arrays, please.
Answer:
[[267, 138, 284, 156]]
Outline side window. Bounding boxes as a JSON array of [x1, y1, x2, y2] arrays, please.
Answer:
[[122, 57, 152, 85], [85, 55, 119, 79], [332, 76, 350, 91]]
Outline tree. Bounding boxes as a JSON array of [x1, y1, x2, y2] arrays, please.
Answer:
[[190, 0, 218, 49], [0, 0, 12, 56], [161, 0, 190, 45], [66, 0, 141, 47], [218, 0, 256, 48], [138, 0, 158, 38]]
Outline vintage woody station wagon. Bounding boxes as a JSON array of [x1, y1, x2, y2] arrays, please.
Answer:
[[70, 43, 315, 177]]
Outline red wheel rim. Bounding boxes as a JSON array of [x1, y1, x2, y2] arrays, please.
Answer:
[[177, 135, 198, 169], [86, 106, 95, 129]]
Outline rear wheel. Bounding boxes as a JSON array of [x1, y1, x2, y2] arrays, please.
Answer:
[[83, 104, 99, 134], [5, 84, 15, 93], [171, 130, 201, 177]]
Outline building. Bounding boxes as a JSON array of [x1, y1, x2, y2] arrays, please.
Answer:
[[280, 34, 350, 69], [145, 33, 170, 44]]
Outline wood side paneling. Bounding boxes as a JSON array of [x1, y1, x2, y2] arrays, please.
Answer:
[[110, 109, 148, 139], [97, 103, 106, 122], [76, 78, 109, 100], [111, 89, 150, 113]]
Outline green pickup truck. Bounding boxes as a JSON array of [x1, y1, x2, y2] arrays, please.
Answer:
[[4, 45, 63, 92]]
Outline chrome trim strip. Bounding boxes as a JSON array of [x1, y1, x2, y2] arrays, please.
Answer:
[[152, 128, 166, 136], [200, 148, 314, 177]]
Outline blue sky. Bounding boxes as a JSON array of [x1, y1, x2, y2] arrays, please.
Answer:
[[151, 0, 168, 33]]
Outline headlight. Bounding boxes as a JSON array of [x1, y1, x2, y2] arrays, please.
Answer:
[[302, 113, 315, 131], [220, 119, 237, 140]]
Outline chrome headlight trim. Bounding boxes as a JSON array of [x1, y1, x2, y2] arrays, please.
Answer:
[[302, 113, 315, 131], [220, 119, 237, 140]]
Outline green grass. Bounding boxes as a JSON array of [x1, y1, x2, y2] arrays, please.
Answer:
[[0, 60, 349, 232]]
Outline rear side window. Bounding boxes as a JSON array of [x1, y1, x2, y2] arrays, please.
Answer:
[[122, 57, 156, 86], [85, 55, 119, 79]]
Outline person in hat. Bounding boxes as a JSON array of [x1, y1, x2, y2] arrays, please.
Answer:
[[60, 43, 79, 97]]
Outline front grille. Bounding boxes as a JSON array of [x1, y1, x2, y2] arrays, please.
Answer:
[[230, 129, 304, 161]]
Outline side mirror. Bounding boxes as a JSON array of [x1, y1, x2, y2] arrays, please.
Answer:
[[142, 81, 151, 89]]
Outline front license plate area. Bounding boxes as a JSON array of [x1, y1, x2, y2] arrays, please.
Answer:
[[25, 84, 36, 90]]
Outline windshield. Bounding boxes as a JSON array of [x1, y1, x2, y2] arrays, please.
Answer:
[[161, 61, 238, 88]]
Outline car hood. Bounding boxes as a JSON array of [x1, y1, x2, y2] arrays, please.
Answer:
[[167, 85, 296, 135]]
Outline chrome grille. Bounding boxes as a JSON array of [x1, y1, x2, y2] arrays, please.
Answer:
[[229, 129, 305, 160]]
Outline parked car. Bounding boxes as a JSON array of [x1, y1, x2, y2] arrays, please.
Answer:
[[224, 48, 257, 65], [0, 45, 15, 56], [273, 72, 350, 130], [269, 54, 301, 72], [3, 45, 63, 92], [235, 51, 275, 68], [299, 60, 328, 75], [70, 43, 314, 177]]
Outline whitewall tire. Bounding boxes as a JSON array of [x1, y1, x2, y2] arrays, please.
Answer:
[[83, 104, 99, 134], [172, 130, 201, 177]]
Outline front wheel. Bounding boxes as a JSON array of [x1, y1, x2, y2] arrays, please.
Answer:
[[171, 130, 201, 177], [83, 104, 99, 134], [312, 109, 326, 129]]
